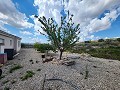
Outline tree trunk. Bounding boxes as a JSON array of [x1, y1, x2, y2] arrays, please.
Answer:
[[59, 50, 63, 60]]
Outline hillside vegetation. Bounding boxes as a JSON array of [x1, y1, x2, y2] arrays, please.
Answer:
[[70, 38, 120, 60]]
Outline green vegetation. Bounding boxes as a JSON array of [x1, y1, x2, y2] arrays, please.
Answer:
[[0, 75, 5, 80], [37, 68, 41, 71], [20, 70, 35, 81], [4, 87, 10, 90], [35, 12, 80, 59], [11, 79, 17, 84], [70, 38, 120, 60], [34, 43, 54, 53], [21, 43, 33, 48], [2, 80, 9, 84], [9, 65, 23, 73]]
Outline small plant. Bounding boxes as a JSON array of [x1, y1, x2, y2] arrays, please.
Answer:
[[37, 69, 41, 71], [31, 62, 34, 64], [0, 75, 5, 80], [85, 65, 89, 79], [4, 87, 10, 90], [29, 59, 33, 62], [20, 70, 35, 81], [9, 65, 23, 73], [2, 80, 9, 84], [36, 60, 39, 63], [11, 79, 17, 84]]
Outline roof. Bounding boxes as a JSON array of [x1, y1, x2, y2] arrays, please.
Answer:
[[0, 30, 21, 40]]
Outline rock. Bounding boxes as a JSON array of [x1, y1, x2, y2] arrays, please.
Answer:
[[43, 57, 53, 63], [93, 66, 97, 68], [64, 61, 75, 66], [59, 60, 64, 65], [51, 59, 59, 64]]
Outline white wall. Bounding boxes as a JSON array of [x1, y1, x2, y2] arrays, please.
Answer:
[[0, 46, 5, 53], [16, 39, 21, 52], [0, 35, 14, 53]]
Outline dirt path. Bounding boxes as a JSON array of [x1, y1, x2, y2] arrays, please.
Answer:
[[0, 49, 120, 90]]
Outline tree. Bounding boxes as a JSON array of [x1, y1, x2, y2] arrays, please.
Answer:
[[36, 43, 54, 53], [105, 39, 112, 44], [117, 38, 120, 42], [34, 42, 40, 50], [98, 39, 104, 42], [34, 14, 80, 60], [84, 41, 90, 43]]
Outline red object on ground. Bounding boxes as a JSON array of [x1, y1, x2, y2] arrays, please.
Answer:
[[0, 53, 7, 64]]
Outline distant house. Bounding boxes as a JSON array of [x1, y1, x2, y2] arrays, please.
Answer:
[[0, 30, 21, 59]]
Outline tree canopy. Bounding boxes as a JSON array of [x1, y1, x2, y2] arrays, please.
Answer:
[[35, 14, 80, 59]]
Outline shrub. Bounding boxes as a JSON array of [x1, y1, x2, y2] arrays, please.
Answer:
[[9, 65, 23, 73], [20, 70, 35, 81], [0, 75, 5, 80], [11, 80, 17, 84], [4, 87, 10, 90], [105, 39, 112, 44], [84, 41, 90, 43], [117, 38, 120, 42], [37, 69, 41, 71], [98, 39, 104, 42], [34, 42, 40, 49], [2, 80, 9, 84], [34, 43, 54, 53]]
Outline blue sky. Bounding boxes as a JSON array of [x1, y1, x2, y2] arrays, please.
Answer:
[[0, 0, 120, 43]]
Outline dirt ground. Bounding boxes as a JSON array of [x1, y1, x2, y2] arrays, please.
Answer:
[[0, 49, 120, 90]]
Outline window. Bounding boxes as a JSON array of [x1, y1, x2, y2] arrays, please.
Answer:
[[10, 40, 12, 46], [0, 38, 4, 45]]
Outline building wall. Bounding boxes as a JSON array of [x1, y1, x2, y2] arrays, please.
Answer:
[[0, 35, 21, 53], [16, 39, 21, 52], [0, 35, 14, 53], [0, 46, 5, 53]]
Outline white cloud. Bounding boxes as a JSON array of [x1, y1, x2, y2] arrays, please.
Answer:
[[20, 31, 33, 35], [31, 37, 41, 43], [0, 0, 33, 30], [21, 37, 39, 43], [32, 0, 120, 41]]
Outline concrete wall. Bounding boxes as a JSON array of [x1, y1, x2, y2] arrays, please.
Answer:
[[0, 35, 14, 49], [0, 46, 5, 53], [0, 35, 21, 53], [16, 39, 21, 52], [0, 35, 14, 53]]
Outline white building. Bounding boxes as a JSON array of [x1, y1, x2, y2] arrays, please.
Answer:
[[0, 30, 21, 53]]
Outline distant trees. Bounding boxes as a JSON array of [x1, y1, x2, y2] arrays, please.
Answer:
[[34, 42, 40, 50], [21, 43, 33, 48], [98, 39, 104, 42], [34, 43, 54, 53], [105, 39, 112, 44], [35, 13, 80, 59], [117, 38, 120, 42], [84, 41, 90, 43]]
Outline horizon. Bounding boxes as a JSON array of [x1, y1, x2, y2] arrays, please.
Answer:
[[0, 0, 120, 43]]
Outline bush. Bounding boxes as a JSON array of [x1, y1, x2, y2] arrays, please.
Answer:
[[84, 41, 90, 43], [34, 42, 40, 49], [9, 65, 23, 73], [2, 80, 9, 84], [117, 38, 120, 42], [20, 71, 35, 81], [0, 75, 5, 80], [98, 39, 104, 42], [34, 43, 54, 53], [4, 87, 10, 90]]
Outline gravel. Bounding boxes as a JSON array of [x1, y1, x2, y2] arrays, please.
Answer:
[[0, 49, 120, 90]]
